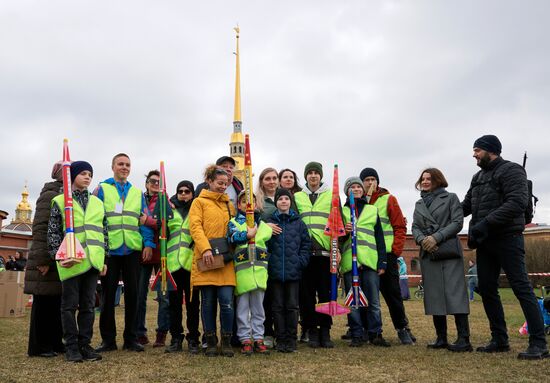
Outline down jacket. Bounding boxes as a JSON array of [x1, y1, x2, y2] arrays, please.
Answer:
[[189, 189, 236, 288], [24, 181, 63, 295], [266, 209, 311, 282]]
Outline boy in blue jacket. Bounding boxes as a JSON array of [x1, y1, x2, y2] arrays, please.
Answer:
[[266, 188, 311, 353]]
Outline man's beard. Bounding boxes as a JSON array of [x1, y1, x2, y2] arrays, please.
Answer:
[[477, 152, 492, 168]]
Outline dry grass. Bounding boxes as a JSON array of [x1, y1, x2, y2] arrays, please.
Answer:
[[0, 289, 548, 383]]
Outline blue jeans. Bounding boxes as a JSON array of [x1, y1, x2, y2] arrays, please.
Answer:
[[136, 264, 170, 336], [200, 285, 234, 334], [344, 268, 383, 337]]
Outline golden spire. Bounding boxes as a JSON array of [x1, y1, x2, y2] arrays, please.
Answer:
[[233, 26, 241, 123], [13, 183, 32, 224]]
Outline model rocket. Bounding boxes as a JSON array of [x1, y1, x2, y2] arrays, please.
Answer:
[[244, 134, 256, 261], [55, 139, 86, 267], [150, 161, 177, 295], [344, 191, 368, 308], [316, 164, 350, 316]]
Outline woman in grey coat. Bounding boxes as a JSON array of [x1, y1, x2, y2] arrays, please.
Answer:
[[412, 168, 471, 352]]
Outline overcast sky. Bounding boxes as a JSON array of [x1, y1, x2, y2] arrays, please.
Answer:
[[1, 1, 549, 230]]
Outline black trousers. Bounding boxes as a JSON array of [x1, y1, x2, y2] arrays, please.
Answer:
[[99, 252, 140, 344], [433, 314, 470, 338], [301, 256, 332, 329], [271, 280, 299, 342], [477, 235, 546, 347], [28, 294, 64, 356], [61, 269, 99, 348], [168, 268, 200, 341], [379, 253, 409, 330], [263, 280, 275, 337]]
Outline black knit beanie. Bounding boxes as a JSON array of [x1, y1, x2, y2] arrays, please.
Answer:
[[304, 161, 323, 179], [274, 188, 292, 204], [176, 180, 195, 198], [70, 161, 93, 182], [359, 167, 379, 184], [473, 135, 502, 155]]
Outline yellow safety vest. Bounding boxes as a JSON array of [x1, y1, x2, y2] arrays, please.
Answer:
[[373, 194, 394, 253], [166, 212, 194, 273], [52, 194, 106, 281], [232, 220, 273, 296], [101, 183, 142, 251], [294, 190, 332, 250], [341, 205, 379, 273]]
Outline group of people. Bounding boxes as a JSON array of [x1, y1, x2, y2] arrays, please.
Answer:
[[23, 134, 548, 363]]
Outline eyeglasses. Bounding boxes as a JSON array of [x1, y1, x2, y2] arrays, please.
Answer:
[[148, 179, 160, 185], [178, 189, 191, 195]]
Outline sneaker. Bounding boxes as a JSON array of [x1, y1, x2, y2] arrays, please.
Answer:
[[122, 342, 145, 352], [341, 329, 352, 340], [397, 328, 414, 345], [254, 339, 270, 354], [137, 335, 150, 346], [65, 347, 83, 363], [188, 339, 200, 355], [241, 340, 253, 356], [517, 344, 550, 360], [299, 328, 309, 343], [406, 328, 417, 343], [264, 336, 274, 349], [370, 334, 391, 347], [165, 338, 183, 353], [476, 340, 510, 353], [286, 339, 297, 353], [80, 344, 102, 361], [95, 341, 117, 353], [275, 341, 287, 353], [350, 337, 363, 347]]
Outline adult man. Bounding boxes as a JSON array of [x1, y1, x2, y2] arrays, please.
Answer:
[[294, 162, 334, 348], [359, 168, 415, 345], [462, 135, 548, 359], [195, 156, 243, 207], [94, 153, 155, 352]]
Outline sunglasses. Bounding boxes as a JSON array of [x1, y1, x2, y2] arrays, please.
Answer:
[[148, 179, 160, 185], [178, 189, 191, 195]]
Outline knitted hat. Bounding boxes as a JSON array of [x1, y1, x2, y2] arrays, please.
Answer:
[[70, 161, 93, 182], [359, 167, 379, 184], [473, 135, 502, 155], [176, 180, 195, 197], [304, 161, 323, 179], [344, 177, 365, 196], [274, 188, 292, 204], [51, 161, 65, 181]]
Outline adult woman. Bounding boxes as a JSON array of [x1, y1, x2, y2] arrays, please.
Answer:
[[255, 168, 279, 222], [25, 162, 65, 357], [189, 166, 236, 357], [411, 168, 471, 352], [278, 169, 302, 194]]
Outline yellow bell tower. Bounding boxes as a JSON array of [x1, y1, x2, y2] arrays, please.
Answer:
[[230, 26, 245, 184], [13, 183, 33, 224]]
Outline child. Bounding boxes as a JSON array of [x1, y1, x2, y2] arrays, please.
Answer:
[[266, 188, 311, 352], [227, 191, 273, 355], [47, 161, 108, 362]]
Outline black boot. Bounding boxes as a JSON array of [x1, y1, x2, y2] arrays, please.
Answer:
[[187, 338, 200, 355], [204, 332, 218, 357], [164, 337, 183, 353], [319, 327, 334, 348], [308, 327, 320, 348], [427, 315, 448, 349], [65, 346, 83, 363], [220, 333, 234, 357], [448, 314, 473, 352]]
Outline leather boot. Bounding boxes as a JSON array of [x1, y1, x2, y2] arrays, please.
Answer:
[[448, 314, 472, 352], [220, 333, 234, 357], [319, 327, 334, 348], [153, 330, 167, 348], [164, 337, 183, 353], [204, 332, 218, 357], [308, 327, 320, 348], [427, 315, 448, 349]]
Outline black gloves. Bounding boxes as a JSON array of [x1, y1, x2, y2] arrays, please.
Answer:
[[468, 218, 489, 249]]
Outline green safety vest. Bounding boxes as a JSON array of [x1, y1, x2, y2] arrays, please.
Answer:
[[232, 220, 273, 296], [101, 183, 143, 251], [294, 190, 332, 250], [52, 194, 106, 281], [166, 212, 194, 273], [373, 194, 394, 253], [341, 205, 379, 273]]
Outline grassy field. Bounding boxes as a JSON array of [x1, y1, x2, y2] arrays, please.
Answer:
[[0, 288, 548, 383]]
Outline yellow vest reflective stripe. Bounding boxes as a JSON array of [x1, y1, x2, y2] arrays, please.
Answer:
[[232, 220, 273, 296], [101, 183, 142, 251], [294, 190, 332, 250], [53, 194, 106, 281], [373, 194, 394, 253], [167, 212, 194, 273], [341, 205, 378, 273]]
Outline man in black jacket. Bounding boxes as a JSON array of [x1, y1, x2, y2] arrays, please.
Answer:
[[462, 135, 547, 360]]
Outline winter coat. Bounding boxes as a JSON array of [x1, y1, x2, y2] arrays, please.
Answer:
[[189, 189, 236, 288], [266, 209, 311, 282], [412, 190, 469, 315], [462, 156, 528, 237], [24, 181, 63, 295]]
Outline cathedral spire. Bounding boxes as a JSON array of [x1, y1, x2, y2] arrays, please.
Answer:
[[13, 183, 32, 224], [234, 26, 241, 124], [230, 26, 245, 183]]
